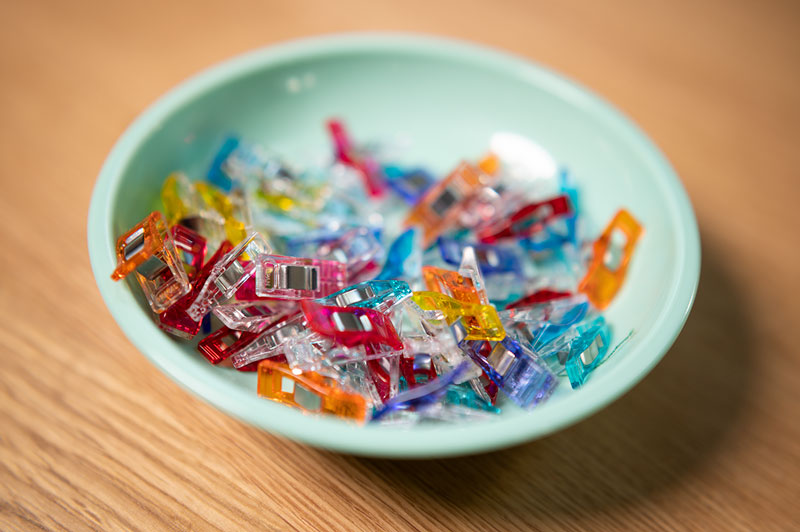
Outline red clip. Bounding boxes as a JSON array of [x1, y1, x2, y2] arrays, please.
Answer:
[[478, 195, 572, 243]]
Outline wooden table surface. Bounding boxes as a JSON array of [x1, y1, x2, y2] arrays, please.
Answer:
[[2, 1, 799, 530]]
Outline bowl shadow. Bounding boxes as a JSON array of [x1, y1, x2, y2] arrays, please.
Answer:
[[313, 231, 753, 521]]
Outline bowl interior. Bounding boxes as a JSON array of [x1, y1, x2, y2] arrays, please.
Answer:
[[90, 35, 699, 457]]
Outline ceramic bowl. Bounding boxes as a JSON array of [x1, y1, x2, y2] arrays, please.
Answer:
[[88, 33, 700, 457]]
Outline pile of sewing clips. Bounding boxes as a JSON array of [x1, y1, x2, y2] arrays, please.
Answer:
[[110, 120, 643, 425]]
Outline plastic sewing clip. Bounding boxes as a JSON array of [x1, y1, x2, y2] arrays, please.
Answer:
[[444, 382, 500, 413], [231, 311, 309, 369], [158, 240, 233, 339], [212, 301, 294, 333], [564, 316, 611, 388], [194, 182, 248, 245], [254, 254, 347, 300], [288, 226, 384, 284], [372, 361, 469, 421], [422, 265, 482, 305], [404, 154, 499, 247], [505, 289, 573, 310], [161, 172, 197, 225], [399, 353, 439, 389], [207, 135, 285, 192], [477, 194, 572, 243], [110, 211, 191, 313], [458, 246, 490, 304], [411, 291, 505, 342], [207, 136, 242, 192], [170, 224, 207, 280], [384, 165, 435, 203], [375, 228, 422, 282], [437, 238, 523, 277], [185, 232, 272, 321], [197, 326, 263, 365], [300, 300, 404, 351], [257, 359, 369, 422], [500, 294, 590, 350], [286, 341, 398, 373], [327, 119, 386, 198], [367, 356, 400, 404], [316, 279, 412, 313], [578, 209, 643, 309], [460, 337, 557, 409]]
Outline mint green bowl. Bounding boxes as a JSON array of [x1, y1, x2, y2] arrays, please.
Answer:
[[88, 33, 700, 458]]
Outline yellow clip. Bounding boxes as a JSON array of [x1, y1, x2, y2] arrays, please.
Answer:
[[195, 182, 247, 245], [161, 172, 196, 225], [411, 291, 505, 341]]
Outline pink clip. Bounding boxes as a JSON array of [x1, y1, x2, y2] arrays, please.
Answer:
[[327, 119, 385, 197], [185, 232, 272, 321], [158, 240, 233, 339], [255, 254, 347, 300], [170, 224, 207, 280]]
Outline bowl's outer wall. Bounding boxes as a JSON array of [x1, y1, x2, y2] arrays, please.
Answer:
[[88, 34, 700, 457]]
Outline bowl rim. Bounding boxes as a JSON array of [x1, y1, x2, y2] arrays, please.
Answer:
[[87, 32, 701, 458]]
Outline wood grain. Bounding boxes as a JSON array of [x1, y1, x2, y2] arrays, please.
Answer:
[[1, 0, 799, 530]]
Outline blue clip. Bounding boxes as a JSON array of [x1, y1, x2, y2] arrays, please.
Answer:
[[285, 226, 381, 256], [201, 314, 213, 335], [444, 382, 500, 413], [501, 295, 590, 351], [316, 279, 411, 313], [376, 228, 421, 281], [565, 316, 611, 388], [207, 136, 241, 192], [384, 165, 436, 204], [531, 300, 589, 347], [437, 238, 523, 276], [558, 167, 580, 214], [284, 228, 343, 257], [372, 361, 469, 421], [284, 226, 384, 282], [460, 337, 558, 409], [519, 215, 577, 252]]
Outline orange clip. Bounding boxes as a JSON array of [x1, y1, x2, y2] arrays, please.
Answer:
[[422, 265, 482, 305], [578, 209, 643, 309], [110, 212, 191, 313], [257, 360, 368, 422], [404, 154, 498, 247]]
